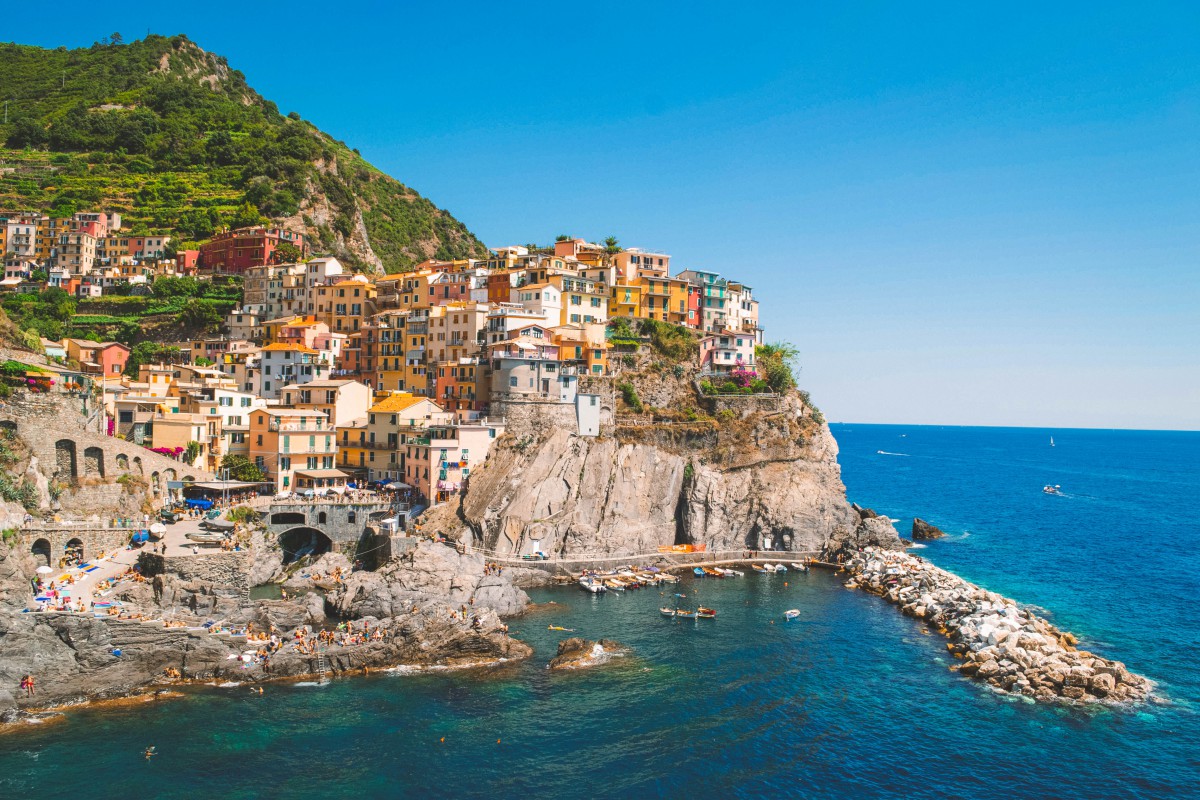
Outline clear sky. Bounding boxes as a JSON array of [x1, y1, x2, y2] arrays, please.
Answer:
[[10, 2, 1200, 429]]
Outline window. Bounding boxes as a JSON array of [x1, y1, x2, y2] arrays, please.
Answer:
[[509, 377, 518, 387], [256, 435, 263, 446]]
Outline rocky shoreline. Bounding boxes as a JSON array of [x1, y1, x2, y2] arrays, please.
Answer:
[[837, 546, 1153, 705]]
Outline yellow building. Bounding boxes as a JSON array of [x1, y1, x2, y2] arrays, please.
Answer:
[[609, 281, 643, 320], [336, 416, 370, 476], [312, 279, 377, 334]]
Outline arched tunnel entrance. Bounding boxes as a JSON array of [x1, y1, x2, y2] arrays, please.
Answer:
[[278, 527, 332, 564]]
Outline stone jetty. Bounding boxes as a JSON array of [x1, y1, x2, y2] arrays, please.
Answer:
[[840, 547, 1152, 705]]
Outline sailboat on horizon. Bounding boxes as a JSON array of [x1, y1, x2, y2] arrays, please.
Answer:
[[1050, 436, 1055, 447]]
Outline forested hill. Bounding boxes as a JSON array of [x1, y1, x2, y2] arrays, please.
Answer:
[[0, 34, 487, 271]]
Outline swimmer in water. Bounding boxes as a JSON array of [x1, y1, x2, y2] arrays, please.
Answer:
[[144, 746, 157, 760]]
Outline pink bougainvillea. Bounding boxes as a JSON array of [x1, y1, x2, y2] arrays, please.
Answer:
[[730, 368, 758, 388]]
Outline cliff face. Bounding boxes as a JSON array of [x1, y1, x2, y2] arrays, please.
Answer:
[[452, 394, 877, 558]]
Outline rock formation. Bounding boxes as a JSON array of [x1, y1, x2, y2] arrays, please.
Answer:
[[836, 546, 1152, 705], [450, 394, 886, 558], [548, 637, 629, 670], [912, 518, 946, 539]]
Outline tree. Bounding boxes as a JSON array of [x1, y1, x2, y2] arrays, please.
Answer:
[[184, 440, 202, 466], [755, 342, 800, 393], [229, 202, 266, 230], [555, 234, 572, 242], [181, 298, 220, 332], [5, 118, 48, 149], [271, 241, 303, 264], [151, 275, 199, 298], [603, 236, 621, 255], [110, 32, 124, 46], [220, 454, 266, 483]]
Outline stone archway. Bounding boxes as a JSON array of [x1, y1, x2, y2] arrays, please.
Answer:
[[64, 537, 84, 566], [277, 527, 332, 564], [115, 453, 129, 471], [83, 446, 104, 478], [31, 538, 51, 567], [55, 439, 77, 479], [318, 511, 327, 525], [270, 511, 305, 526], [164, 468, 177, 483], [132, 456, 143, 475]]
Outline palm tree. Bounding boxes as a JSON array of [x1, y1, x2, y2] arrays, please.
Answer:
[[603, 236, 621, 255]]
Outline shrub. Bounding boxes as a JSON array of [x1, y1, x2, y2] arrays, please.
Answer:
[[617, 381, 644, 414]]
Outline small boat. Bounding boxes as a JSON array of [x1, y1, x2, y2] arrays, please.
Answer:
[[752, 565, 770, 574], [603, 579, 626, 591], [658, 574, 680, 583], [697, 607, 717, 619], [548, 625, 575, 632], [675, 610, 698, 619], [790, 562, 809, 572], [578, 577, 606, 594], [762, 563, 775, 571], [185, 531, 228, 544], [774, 564, 788, 572], [693, 567, 706, 577], [660, 607, 677, 617], [784, 609, 801, 621], [702, 567, 722, 577], [1043, 485, 1063, 495], [1050, 436, 1055, 447], [722, 568, 744, 577]]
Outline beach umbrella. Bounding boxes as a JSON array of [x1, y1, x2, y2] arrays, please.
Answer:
[[36, 565, 53, 574]]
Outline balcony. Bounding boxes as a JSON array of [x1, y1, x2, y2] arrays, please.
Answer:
[[270, 422, 327, 432]]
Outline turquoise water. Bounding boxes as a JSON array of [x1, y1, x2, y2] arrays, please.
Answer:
[[2, 424, 1198, 798]]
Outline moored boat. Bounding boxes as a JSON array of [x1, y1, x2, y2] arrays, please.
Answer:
[[774, 564, 788, 573], [702, 567, 722, 577], [578, 577, 607, 593], [762, 563, 775, 571], [697, 607, 717, 619], [660, 607, 677, 617], [675, 610, 698, 619], [693, 567, 706, 577], [784, 609, 801, 621], [752, 565, 770, 574], [790, 562, 809, 572], [658, 573, 680, 583]]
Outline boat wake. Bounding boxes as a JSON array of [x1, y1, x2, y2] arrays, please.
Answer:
[[876, 450, 910, 456]]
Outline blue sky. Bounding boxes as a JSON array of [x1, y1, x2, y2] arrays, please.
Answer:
[[11, 2, 1200, 429]]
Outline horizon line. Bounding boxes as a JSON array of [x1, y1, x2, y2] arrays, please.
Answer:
[[829, 421, 1200, 434]]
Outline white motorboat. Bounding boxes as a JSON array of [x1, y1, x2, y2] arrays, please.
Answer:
[[774, 564, 788, 572], [784, 609, 801, 621], [578, 577, 606, 594], [762, 563, 775, 571], [790, 562, 809, 573], [1043, 485, 1063, 496]]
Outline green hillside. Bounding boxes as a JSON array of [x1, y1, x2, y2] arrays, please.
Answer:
[[0, 35, 487, 271]]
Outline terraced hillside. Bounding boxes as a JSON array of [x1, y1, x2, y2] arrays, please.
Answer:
[[0, 35, 487, 271]]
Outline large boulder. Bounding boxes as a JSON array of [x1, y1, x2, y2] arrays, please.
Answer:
[[912, 518, 947, 540], [548, 637, 629, 670]]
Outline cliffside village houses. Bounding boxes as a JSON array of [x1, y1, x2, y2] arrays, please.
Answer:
[[2, 213, 762, 508]]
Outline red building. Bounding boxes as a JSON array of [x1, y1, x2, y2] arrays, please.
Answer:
[[199, 227, 308, 274], [686, 284, 703, 329]]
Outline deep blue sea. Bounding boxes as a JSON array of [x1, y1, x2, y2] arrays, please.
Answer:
[[2, 424, 1198, 798]]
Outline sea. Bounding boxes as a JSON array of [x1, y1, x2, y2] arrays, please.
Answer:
[[2, 424, 1198, 798]]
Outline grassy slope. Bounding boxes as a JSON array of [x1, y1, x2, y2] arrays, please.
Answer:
[[0, 35, 486, 271]]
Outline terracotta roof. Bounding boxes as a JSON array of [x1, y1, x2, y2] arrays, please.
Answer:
[[261, 343, 318, 354], [368, 393, 435, 414]]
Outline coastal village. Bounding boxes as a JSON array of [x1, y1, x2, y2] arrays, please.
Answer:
[[1, 210, 764, 507], [0, 209, 1147, 714]]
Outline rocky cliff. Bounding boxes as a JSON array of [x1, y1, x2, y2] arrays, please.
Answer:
[[434, 392, 893, 558]]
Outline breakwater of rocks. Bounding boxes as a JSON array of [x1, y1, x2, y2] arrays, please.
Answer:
[[839, 547, 1152, 705]]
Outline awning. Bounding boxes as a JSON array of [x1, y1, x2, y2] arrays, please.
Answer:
[[294, 469, 350, 479], [188, 480, 265, 490]]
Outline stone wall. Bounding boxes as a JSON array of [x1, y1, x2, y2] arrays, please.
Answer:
[[700, 392, 784, 418], [0, 391, 214, 508], [263, 501, 391, 546], [17, 526, 133, 567], [139, 551, 250, 592], [491, 395, 615, 440]]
